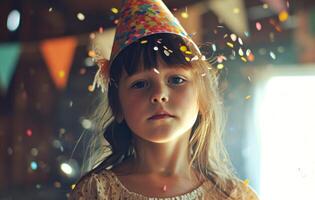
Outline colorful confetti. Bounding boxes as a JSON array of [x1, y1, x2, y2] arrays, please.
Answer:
[[241, 57, 247, 62], [238, 48, 244, 56], [76, 13, 85, 21], [140, 40, 148, 44], [153, 46, 159, 51], [238, 37, 243, 45], [227, 42, 234, 48], [230, 33, 237, 41], [245, 95, 251, 100], [153, 68, 160, 74], [180, 45, 187, 52], [111, 8, 119, 14], [163, 50, 170, 56], [26, 129, 33, 137], [30, 161, 38, 170], [217, 64, 224, 69], [212, 44, 217, 52], [278, 10, 289, 22], [270, 51, 276, 60], [256, 22, 262, 31]]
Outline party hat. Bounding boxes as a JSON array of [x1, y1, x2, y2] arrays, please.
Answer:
[[111, 0, 200, 62], [93, 0, 200, 91]]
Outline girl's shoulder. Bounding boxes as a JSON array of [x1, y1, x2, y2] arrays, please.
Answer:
[[69, 169, 118, 200]]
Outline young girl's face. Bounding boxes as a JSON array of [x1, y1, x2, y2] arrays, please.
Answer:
[[118, 57, 199, 143]]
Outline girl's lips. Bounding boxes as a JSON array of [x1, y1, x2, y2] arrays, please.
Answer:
[[148, 114, 174, 120]]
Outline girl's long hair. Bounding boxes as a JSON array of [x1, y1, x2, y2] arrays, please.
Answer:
[[81, 33, 244, 198]]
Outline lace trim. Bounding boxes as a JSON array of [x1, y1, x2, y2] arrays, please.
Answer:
[[108, 170, 206, 200]]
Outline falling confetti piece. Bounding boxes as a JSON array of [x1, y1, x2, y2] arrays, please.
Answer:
[[201, 55, 206, 60], [243, 179, 250, 187], [30, 161, 38, 170], [238, 37, 243, 45], [181, 12, 189, 19], [262, 4, 269, 9], [71, 184, 76, 190], [99, 27, 104, 33], [140, 40, 148, 44], [76, 12, 85, 21], [201, 73, 206, 77], [238, 48, 244, 56], [111, 7, 119, 14], [191, 55, 199, 61], [88, 50, 96, 58], [278, 10, 288, 22], [217, 55, 227, 63], [185, 57, 191, 62], [246, 49, 251, 56], [247, 52, 255, 62], [162, 185, 167, 192], [58, 70, 65, 78], [48, 7, 53, 12], [163, 45, 168, 50], [212, 44, 217, 52], [244, 31, 250, 37], [241, 57, 247, 62], [245, 95, 251, 100], [256, 22, 262, 31], [185, 51, 192, 55], [247, 76, 252, 82], [270, 51, 276, 60], [153, 68, 160, 74], [180, 45, 187, 52], [114, 19, 119, 25], [217, 64, 224, 69], [227, 42, 234, 48], [230, 34, 237, 41], [88, 84, 94, 92], [26, 129, 33, 137], [153, 46, 159, 51], [69, 101, 73, 107], [163, 50, 170, 56]]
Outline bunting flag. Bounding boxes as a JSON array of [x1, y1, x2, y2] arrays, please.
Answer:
[[208, 0, 249, 37], [0, 43, 21, 94], [261, 0, 286, 13], [40, 36, 77, 90]]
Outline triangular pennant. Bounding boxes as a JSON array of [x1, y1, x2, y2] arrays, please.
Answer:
[[0, 43, 21, 93], [208, 0, 249, 37], [40, 36, 77, 90]]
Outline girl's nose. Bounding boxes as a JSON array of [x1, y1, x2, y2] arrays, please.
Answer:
[[150, 84, 169, 104]]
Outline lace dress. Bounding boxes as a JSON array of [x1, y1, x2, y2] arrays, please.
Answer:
[[69, 170, 259, 200]]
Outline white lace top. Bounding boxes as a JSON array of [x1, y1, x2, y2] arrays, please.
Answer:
[[69, 170, 259, 200]]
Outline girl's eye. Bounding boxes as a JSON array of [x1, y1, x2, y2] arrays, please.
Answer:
[[169, 76, 186, 85], [130, 80, 148, 89]]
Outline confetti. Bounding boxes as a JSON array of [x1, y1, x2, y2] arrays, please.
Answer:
[[230, 34, 237, 42], [162, 185, 167, 192], [98, 27, 104, 33], [114, 19, 119, 25], [201, 55, 206, 61], [71, 184, 76, 190], [153, 46, 159, 51], [270, 51, 276, 60], [245, 95, 251, 100], [140, 40, 148, 44], [278, 10, 289, 22], [58, 70, 65, 78], [88, 84, 94, 92], [185, 57, 191, 62], [238, 37, 243, 45], [241, 57, 247, 62], [217, 64, 224, 69], [181, 12, 189, 19], [238, 48, 244, 56], [88, 50, 96, 58], [247, 76, 252, 82], [163, 50, 170, 56], [153, 68, 160, 74], [256, 22, 262, 31], [243, 179, 250, 187], [262, 4, 269, 9], [111, 7, 119, 14], [244, 31, 250, 37], [180, 45, 187, 52], [76, 12, 85, 21], [246, 49, 251, 56], [191, 55, 199, 61], [217, 55, 226, 63], [48, 7, 53, 12], [185, 51, 192, 55], [247, 52, 255, 62], [69, 101, 73, 107], [30, 161, 38, 170], [212, 44, 217, 52], [26, 129, 33, 137], [227, 42, 234, 48]]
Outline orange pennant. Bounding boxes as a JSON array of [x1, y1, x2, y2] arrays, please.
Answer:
[[40, 37, 77, 90]]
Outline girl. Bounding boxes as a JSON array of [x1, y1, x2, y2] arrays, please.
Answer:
[[70, 0, 259, 199]]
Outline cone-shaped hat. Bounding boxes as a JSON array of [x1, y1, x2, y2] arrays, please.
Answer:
[[110, 0, 199, 65]]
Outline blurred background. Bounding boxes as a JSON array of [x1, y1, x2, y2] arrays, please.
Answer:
[[1, 0, 315, 199]]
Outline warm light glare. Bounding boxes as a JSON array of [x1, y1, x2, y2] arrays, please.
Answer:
[[7, 10, 21, 31], [257, 76, 315, 200]]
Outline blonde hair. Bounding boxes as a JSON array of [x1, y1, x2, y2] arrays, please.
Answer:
[[81, 33, 245, 199]]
